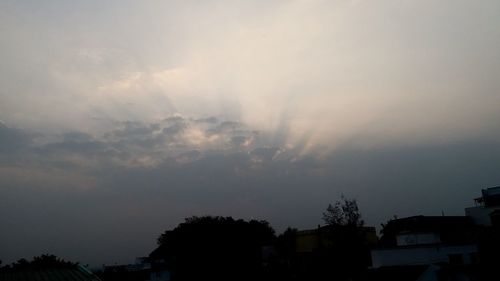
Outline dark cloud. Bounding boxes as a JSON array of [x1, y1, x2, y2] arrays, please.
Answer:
[[62, 131, 94, 142], [230, 135, 249, 146], [217, 121, 240, 132], [194, 116, 218, 124], [41, 140, 106, 154], [109, 121, 159, 138], [163, 116, 185, 123], [0, 122, 33, 153], [162, 122, 186, 136]]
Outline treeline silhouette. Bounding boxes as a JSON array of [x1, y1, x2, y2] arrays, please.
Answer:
[[4, 195, 500, 281], [145, 197, 371, 281], [0, 254, 78, 271], [0, 255, 102, 281], [0, 198, 377, 281]]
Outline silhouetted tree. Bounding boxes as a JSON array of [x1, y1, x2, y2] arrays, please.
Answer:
[[277, 227, 297, 258], [0, 254, 77, 272], [151, 216, 276, 281], [323, 195, 364, 227], [320, 196, 370, 281]]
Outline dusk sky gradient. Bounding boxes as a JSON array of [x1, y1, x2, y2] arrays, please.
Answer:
[[1, 0, 500, 267]]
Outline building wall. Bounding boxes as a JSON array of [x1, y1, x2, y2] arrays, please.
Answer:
[[295, 231, 320, 253], [150, 270, 170, 281], [295, 227, 378, 253], [371, 244, 478, 268], [465, 206, 500, 226], [396, 233, 441, 246]]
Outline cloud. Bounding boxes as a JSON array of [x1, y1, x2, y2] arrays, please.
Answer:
[[0, 116, 278, 172], [2, 0, 500, 152], [0, 122, 33, 153]]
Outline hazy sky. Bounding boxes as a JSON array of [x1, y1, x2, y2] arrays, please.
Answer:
[[1, 0, 500, 267]]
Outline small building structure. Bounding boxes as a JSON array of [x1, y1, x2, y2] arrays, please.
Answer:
[[371, 216, 479, 268], [465, 186, 500, 226], [149, 259, 171, 281], [100, 257, 170, 281], [295, 225, 378, 254]]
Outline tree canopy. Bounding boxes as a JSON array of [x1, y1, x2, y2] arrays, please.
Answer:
[[0, 254, 77, 271], [323, 195, 364, 227], [320, 196, 370, 280], [151, 216, 275, 281]]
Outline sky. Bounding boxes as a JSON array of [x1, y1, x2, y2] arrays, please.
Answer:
[[1, 0, 500, 267]]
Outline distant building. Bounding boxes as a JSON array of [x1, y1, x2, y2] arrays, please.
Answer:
[[149, 258, 171, 281], [294, 225, 378, 254], [101, 257, 170, 281], [371, 216, 479, 268], [291, 224, 377, 277], [465, 186, 500, 226]]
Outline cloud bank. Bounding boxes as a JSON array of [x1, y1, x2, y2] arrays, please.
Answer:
[[1, 0, 499, 151]]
